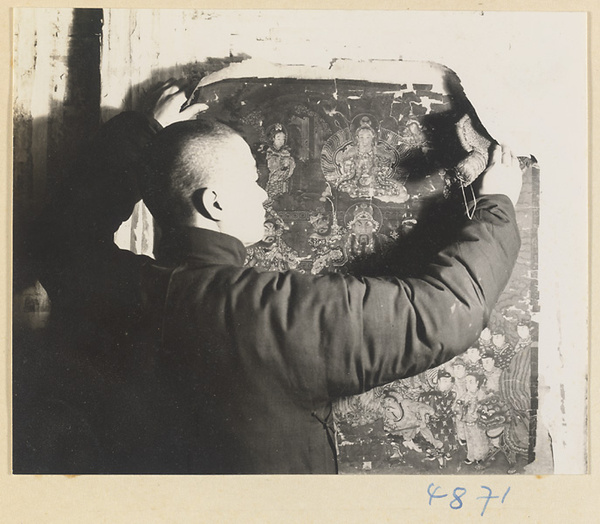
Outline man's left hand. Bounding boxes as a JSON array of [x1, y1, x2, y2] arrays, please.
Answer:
[[145, 80, 208, 128]]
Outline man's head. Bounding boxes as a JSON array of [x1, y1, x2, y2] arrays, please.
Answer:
[[142, 119, 267, 246]]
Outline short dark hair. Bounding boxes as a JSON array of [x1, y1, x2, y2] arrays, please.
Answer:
[[141, 119, 238, 228]]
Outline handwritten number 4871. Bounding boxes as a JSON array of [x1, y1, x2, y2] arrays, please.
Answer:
[[427, 484, 511, 517]]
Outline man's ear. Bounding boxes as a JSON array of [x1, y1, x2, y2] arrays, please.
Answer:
[[191, 187, 223, 222]]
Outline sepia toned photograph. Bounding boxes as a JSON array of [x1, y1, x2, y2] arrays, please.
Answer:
[[11, 8, 587, 478]]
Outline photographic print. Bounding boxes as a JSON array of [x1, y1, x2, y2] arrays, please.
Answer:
[[12, 8, 586, 477]]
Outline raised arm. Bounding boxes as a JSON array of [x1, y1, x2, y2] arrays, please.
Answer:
[[33, 82, 205, 293], [221, 144, 522, 401], [328, 143, 523, 395]]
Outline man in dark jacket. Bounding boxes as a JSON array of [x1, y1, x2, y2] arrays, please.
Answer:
[[29, 83, 522, 474]]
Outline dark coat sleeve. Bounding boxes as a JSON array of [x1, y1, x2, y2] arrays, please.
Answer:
[[34, 111, 161, 298], [225, 195, 520, 402], [39, 111, 161, 246], [330, 194, 521, 395]]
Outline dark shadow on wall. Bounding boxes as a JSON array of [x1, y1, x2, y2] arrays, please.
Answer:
[[13, 8, 102, 295]]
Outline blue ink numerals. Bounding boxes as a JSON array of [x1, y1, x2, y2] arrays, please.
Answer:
[[427, 484, 511, 516]]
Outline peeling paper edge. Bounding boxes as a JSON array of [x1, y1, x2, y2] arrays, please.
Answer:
[[194, 57, 455, 91]]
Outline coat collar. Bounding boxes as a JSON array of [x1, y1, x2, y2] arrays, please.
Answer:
[[155, 226, 247, 267]]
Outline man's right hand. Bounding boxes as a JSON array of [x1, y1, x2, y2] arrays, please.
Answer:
[[477, 143, 523, 207]]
